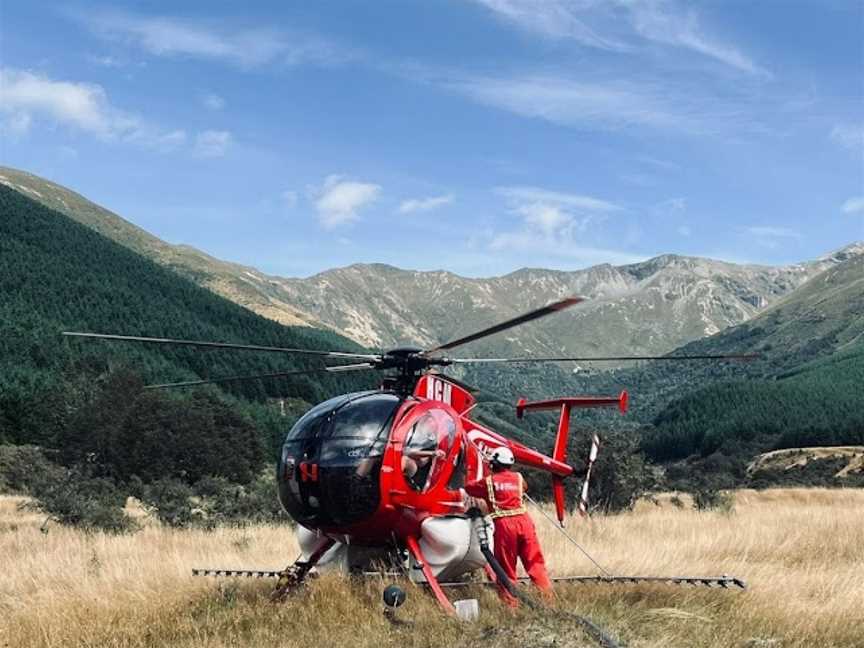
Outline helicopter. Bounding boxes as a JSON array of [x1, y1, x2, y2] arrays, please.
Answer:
[[64, 296, 751, 613]]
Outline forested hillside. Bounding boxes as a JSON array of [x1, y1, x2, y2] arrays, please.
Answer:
[[638, 255, 864, 486], [0, 186, 378, 528]]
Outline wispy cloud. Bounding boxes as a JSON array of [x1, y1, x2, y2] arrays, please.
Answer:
[[656, 196, 687, 213], [471, 0, 629, 51], [742, 225, 802, 249], [842, 196, 864, 215], [398, 194, 453, 214], [497, 186, 622, 212], [486, 184, 639, 265], [311, 175, 381, 228], [202, 93, 225, 111], [830, 123, 864, 154], [470, 0, 767, 76], [445, 73, 709, 133], [87, 54, 129, 68], [193, 130, 232, 157], [79, 10, 350, 68], [627, 1, 769, 77]]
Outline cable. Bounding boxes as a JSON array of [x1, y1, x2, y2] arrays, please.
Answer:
[[524, 493, 613, 578]]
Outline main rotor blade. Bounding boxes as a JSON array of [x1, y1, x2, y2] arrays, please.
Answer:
[[425, 296, 584, 354], [451, 353, 759, 364], [144, 363, 378, 390], [62, 332, 381, 361]]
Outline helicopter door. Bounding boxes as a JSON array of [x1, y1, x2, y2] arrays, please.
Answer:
[[402, 408, 457, 493]]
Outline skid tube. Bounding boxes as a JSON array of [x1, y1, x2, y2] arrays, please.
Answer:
[[437, 574, 747, 590], [192, 570, 746, 591]]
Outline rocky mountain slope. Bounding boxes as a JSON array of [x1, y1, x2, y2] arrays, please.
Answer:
[[273, 246, 863, 359], [3, 166, 861, 361]]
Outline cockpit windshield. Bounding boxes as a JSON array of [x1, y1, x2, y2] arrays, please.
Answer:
[[278, 391, 402, 528], [402, 408, 456, 492]]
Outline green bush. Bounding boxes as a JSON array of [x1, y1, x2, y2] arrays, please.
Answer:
[[139, 471, 290, 529], [692, 488, 735, 513], [27, 466, 138, 534], [586, 430, 658, 513], [0, 444, 62, 494]]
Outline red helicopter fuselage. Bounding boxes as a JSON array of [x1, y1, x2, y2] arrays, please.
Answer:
[[277, 374, 626, 547]]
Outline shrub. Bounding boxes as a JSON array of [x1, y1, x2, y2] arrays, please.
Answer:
[[692, 488, 735, 513], [0, 444, 62, 494], [139, 472, 290, 529], [523, 429, 659, 514], [587, 430, 658, 513], [137, 477, 199, 528], [27, 466, 138, 534]]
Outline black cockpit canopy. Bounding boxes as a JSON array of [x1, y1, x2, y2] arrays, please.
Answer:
[[277, 391, 403, 528]]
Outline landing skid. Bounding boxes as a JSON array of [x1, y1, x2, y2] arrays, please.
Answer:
[[192, 569, 746, 590], [438, 574, 747, 590], [270, 536, 335, 601]]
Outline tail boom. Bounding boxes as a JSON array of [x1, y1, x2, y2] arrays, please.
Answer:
[[516, 391, 627, 523]]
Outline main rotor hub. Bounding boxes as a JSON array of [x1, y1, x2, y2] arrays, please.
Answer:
[[379, 347, 450, 393]]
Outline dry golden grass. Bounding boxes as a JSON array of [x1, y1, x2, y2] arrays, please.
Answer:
[[1, 489, 862, 648]]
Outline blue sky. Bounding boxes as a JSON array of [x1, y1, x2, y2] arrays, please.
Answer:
[[1, 0, 862, 277]]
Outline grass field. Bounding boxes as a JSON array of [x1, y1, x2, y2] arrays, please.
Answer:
[[1, 488, 862, 648]]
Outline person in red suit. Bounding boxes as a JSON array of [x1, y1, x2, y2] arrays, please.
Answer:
[[464, 447, 553, 606]]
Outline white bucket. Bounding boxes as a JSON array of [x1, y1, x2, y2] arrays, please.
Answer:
[[454, 598, 479, 622]]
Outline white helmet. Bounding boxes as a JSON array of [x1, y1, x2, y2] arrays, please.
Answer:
[[490, 447, 515, 467]]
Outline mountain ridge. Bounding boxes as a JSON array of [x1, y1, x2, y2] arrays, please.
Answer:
[[2, 165, 861, 362]]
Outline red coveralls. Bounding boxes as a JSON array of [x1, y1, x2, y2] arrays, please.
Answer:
[[465, 469, 552, 605]]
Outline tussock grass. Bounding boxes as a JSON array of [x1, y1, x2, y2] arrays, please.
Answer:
[[1, 489, 862, 647]]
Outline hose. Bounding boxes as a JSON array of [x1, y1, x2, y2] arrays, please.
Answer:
[[470, 510, 625, 648]]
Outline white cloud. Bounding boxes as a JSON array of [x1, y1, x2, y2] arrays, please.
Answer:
[[830, 124, 864, 153], [398, 194, 453, 214], [82, 10, 349, 68], [312, 175, 381, 228], [842, 196, 864, 215], [0, 67, 127, 137], [742, 226, 802, 249], [487, 184, 637, 264], [202, 93, 225, 111], [0, 67, 187, 151], [470, 0, 766, 76], [193, 130, 232, 157]]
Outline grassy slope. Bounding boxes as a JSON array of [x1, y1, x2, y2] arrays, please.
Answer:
[[2, 489, 862, 647]]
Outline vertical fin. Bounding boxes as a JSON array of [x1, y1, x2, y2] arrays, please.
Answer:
[[552, 403, 571, 525]]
